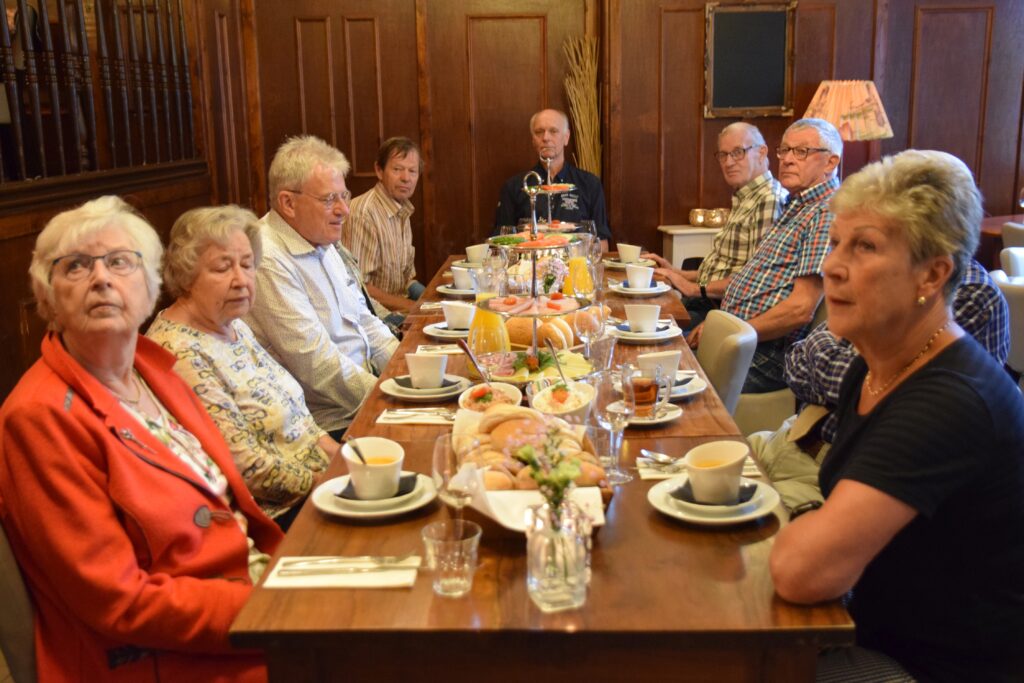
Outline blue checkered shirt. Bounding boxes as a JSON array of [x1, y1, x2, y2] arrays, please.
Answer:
[[785, 258, 1010, 443], [721, 177, 838, 343]]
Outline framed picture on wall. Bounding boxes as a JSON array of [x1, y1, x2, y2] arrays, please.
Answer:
[[703, 2, 797, 118]]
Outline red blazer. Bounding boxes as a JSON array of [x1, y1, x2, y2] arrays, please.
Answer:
[[0, 333, 284, 682]]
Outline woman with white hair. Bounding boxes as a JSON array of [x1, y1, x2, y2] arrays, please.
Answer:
[[771, 151, 1024, 682], [0, 196, 282, 682], [147, 205, 337, 529]]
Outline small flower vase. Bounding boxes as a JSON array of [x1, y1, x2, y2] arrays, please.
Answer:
[[525, 499, 591, 613]]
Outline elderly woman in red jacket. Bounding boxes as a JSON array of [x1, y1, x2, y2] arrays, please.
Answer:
[[0, 196, 283, 682]]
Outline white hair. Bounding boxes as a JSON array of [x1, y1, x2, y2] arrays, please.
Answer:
[[267, 135, 350, 200]]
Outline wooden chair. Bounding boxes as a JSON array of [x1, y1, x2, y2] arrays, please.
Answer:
[[990, 270, 1024, 383], [1001, 222, 1024, 249], [694, 310, 757, 414], [0, 523, 36, 683], [1000, 247, 1024, 277]]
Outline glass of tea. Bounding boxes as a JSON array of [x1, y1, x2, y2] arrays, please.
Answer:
[[622, 366, 671, 419]]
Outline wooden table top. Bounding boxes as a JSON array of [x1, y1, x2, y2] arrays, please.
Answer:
[[230, 253, 852, 681]]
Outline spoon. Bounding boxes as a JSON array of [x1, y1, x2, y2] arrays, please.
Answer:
[[544, 338, 571, 387], [639, 448, 682, 467], [348, 438, 368, 464], [457, 338, 494, 390]]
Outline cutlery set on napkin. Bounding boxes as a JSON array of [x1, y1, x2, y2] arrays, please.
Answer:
[[377, 408, 456, 425], [637, 456, 762, 480], [264, 555, 423, 589]]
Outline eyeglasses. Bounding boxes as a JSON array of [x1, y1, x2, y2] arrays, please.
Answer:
[[287, 189, 352, 209], [714, 145, 755, 162], [776, 146, 831, 161], [50, 249, 143, 281]]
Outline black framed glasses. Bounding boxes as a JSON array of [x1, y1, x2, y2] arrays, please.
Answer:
[[50, 249, 143, 281], [287, 189, 352, 209], [713, 145, 755, 162], [776, 146, 831, 161]]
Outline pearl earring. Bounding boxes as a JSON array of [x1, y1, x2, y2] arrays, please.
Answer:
[[917, 296, 926, 306]]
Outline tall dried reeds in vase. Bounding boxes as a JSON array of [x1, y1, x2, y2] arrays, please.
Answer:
[[563, 36, 601, 178]]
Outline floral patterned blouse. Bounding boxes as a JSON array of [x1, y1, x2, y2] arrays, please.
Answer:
[[147, 313, 331, 519]]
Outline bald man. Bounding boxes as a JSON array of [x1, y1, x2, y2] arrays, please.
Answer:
[[493, 109, 611, 246]]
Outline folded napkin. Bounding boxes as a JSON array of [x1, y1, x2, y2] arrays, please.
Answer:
[[637, 456, 762, 480], [263, 556, 421, 589], [418, 301, 444, 311], [377, 411, 454, 425], [415, 344, 463, 355]]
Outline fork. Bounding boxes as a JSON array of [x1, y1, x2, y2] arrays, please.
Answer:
[[280, 553, 414, 569], [388, 407, 456, 417]]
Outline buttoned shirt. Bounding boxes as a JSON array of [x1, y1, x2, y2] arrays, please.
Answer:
[[696, 172, 788, 284], [722, 176, 838, 342], [245, 209, 399, 432], [785, 258, 1009, 444], [493, 161, 612, 241], [342, 183, 417, 296]]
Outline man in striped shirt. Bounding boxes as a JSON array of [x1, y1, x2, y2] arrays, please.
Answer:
[[343, 137, 425, 316], [688, 118, 843, 393], [646, 122, 787, 327]]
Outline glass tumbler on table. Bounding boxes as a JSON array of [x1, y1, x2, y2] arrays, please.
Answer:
[[432, 433, 478, 521], [585, 368, 635, 485]]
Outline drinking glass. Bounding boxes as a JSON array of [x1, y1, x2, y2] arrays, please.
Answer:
[[585, 367, 634, 485], [432, 433, 479, 521], [573, 291, 606, 358], [579, 219, 603, 263]]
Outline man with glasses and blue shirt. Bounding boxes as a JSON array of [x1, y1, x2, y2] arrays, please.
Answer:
[[688, 118, 841, 393], [245, 135, 399, 437], [644, 122, 788, 327]]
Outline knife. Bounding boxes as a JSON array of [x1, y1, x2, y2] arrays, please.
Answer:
[[277, 565, 417, 577]]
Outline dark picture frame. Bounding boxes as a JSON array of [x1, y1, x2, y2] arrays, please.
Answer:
[[703, 2, 797, 118]]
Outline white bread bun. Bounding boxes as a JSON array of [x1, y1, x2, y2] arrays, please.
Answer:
[[574, 460, 607, 487], [490, 418, 548, 453], [545, 317, 574, 347], [505, 317, 536, 347], [477, 404, 544, 434], [515, 466, 539, 489], [483, 469, 515, 490], [536, 321, 569, 350]]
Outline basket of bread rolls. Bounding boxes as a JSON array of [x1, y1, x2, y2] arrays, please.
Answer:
[[506, 304, 612, 350]]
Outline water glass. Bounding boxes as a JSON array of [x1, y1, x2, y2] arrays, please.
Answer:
[[585, 368, 634, 485], [432, 434, 478, 517], [421, 519, 482, 598], [587, 331, 618, 371]]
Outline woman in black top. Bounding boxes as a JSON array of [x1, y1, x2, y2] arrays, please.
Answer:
[[770, 149, 1024, 682]]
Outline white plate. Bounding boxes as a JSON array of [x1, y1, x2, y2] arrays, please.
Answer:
[[437, 284, 475, 297], [672, 375, 707, 400], [647, 476, 780, 526], [313, 474, 437, 519], [608, 400, 683, 426], [387, 374, 464, 396], [603, 257, 657, 270], [451, 259, 483, 269], [380, 375, 468, 402], [329, 472, 422, 510], [610, 326, 683, 344], [609, 282, 672, 297], [424, 322, 470, 340]]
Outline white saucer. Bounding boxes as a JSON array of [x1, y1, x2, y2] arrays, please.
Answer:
[[437, 284, 475, 297], [610, 326, 682, 344], [610, 282, 672, 297], [330, 472, 422, 510], [380, 375, 468, 402], [671, 375, 707, 400], [451, 259, 484, 270], [603, 257, 657, 270], [313, 474, 437, 519], [387, 374, 463, 396], [608, 401, 682, 426], [647, 476, 780, 526], [423, 322, 470, 340]]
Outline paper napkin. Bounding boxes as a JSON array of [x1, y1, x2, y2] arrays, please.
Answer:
[[637, 457, 762, 480], [262, 556, 422, 589], [377, 411, 454, 425]]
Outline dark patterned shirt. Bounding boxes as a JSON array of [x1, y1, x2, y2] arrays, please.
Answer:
[[722, 177, 838, 343], [785, 258, 1010, 443], [696, 172, 788, 283]]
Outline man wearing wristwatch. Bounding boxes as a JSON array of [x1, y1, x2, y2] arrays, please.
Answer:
[[644, 122, 786, 328]]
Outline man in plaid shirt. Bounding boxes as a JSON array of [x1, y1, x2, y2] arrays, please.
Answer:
[[646, 122, 787, 327], [689, 118, 843, 393]]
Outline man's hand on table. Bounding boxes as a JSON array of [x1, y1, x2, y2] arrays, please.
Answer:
[[686, 322, 704, 349], [641, 252, 672, 269], [654, 268, 700, 298]]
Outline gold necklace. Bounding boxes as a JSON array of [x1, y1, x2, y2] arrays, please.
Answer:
[[110, 371, 143, 406], [864, 321, 951, 397]]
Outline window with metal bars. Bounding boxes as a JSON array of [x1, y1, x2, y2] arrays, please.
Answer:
[[0, 0, 196, 184]]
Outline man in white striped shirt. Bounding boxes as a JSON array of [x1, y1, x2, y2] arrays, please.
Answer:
[[245, 135, 399, 436]]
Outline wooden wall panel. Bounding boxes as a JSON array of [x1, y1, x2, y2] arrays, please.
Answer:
[[295, 18, 337, 145], [909, 7, 992, 177], [344, 18, 383, 178]]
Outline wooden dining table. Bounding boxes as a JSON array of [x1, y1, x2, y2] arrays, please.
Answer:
[[230, 253, 853, 681]]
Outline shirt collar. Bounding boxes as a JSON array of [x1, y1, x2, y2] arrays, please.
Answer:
[[370, 183, 415, 221], [787, 176, 840, 205], [733, 171, 774, 201], [265, 209, 319, 257], [531, 160, 574, 183]]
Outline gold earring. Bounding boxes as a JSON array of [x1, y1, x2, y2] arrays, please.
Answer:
[[917, 296, 926, 306]]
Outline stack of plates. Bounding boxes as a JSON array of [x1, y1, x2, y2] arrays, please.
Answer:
[[312, 473, 438, 519], [647, 475, 779, 526], [379, 375, 469, 403], [610, 322, 683, 344], [423, 322, 470, 340], [609, 281, 672, 297], [436, 284, 475, 297]]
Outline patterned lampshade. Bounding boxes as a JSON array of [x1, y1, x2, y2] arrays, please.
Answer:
[[804, 80, 894, 141]]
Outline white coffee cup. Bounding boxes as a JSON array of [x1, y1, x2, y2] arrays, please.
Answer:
[[625, 264, 654, 289], [441, 301, 476, 330], [342, 437, 405, 500], [451, 267, 477, 291], [465, 243, 489, 264], [683, 441, 750, 504], [624, 304, 661, 333], [637, 350, 682, 383], [617, 243, 642, 263], [406, 353, 448, 389]]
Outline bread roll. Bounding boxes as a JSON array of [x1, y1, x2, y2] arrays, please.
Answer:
[[536, 321, 569, 350], [505, 317, 536, 347], [490, 418, 548, 452], [515, 466, 539, 489], [574, 460, 606, 487], [545, 317, 573, 347], [477, 405, 544, 433], [483, 469, 515, 490]]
